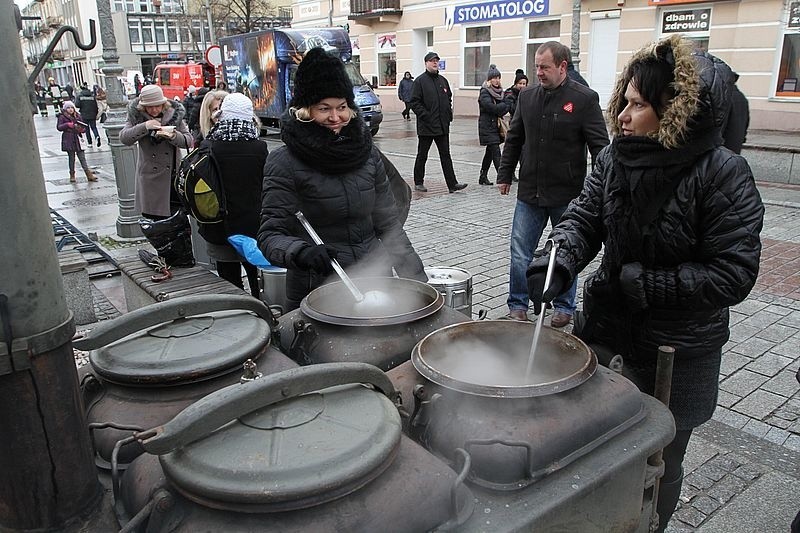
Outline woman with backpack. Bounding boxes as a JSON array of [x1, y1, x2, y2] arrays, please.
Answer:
[[258, 47, 426, 311], [57, 101, 97, 183], [197, 92, 267, 297]]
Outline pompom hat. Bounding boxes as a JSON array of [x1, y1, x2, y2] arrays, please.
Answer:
[[219, 92, 254, 121], [487, 64, 501, 80], [290, 47, 355, 109], [62, 100, 76, 111]]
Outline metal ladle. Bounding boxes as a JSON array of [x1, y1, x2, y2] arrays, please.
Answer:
[[295, 211, 365, 303], [525, 239, 558, 378]]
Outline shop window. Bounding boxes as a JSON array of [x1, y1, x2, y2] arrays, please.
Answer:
[[525, 19, 560, 77], [777, 31, 800, 96], [377, 33, 397, 86], [464, 25, 491, 87]]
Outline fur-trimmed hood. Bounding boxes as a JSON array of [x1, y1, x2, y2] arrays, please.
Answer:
[[607, 34, 733, 149], [125, 97, 187, 127]]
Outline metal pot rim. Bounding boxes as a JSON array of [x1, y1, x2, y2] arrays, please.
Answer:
[[300, 277, 444, 326], [411, 321, 597, 398]]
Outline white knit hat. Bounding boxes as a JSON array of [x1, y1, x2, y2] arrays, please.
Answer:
[[219, 92, 254, 121]]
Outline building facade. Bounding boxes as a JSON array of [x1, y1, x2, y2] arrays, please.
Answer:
[[292, 0, 800, 131]]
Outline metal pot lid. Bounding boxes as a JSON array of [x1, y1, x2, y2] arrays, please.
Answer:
[[424, 266, 472, 284], [160, 383, 401, 512], [411, 320, 597, 398], [300, 277, 444, 326], [91, 310, 270, 386]]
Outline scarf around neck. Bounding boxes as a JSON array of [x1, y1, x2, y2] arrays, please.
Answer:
[[280, 110, 372, 174], [208, 118, 259, 141], [483, 81, 504, 101]]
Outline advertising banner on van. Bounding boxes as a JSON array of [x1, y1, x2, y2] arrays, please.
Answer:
[[221, 32, 282, 118]]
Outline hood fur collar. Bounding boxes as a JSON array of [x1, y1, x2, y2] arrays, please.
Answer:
[[607, 34, 731, 149], [126, 98, 186, 127]]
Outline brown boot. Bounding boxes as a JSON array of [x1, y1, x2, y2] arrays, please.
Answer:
[[85, 169, 98, 182], [69, 171, 76, 183]]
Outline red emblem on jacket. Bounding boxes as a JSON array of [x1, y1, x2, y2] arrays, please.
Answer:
[[563, 102, 574, 113]]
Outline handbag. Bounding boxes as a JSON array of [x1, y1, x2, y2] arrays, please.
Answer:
[[100, 112, 107, 123], [497, 116, 510, 142]]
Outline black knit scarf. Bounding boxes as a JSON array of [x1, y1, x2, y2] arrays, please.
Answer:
[[280, 110, 372, 173], [606, 126, 719, 269]]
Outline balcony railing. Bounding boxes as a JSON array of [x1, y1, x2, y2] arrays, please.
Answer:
[[348, 0, 401, 21]]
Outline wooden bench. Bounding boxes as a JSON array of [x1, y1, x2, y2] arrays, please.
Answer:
[[119, 259, 248, 311]]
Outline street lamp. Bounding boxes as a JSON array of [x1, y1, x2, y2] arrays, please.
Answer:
[[570, 0, 582, 72], [96, 0, 142, 238]]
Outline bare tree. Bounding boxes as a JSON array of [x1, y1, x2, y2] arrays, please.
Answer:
[[207, 0, 279, 36]]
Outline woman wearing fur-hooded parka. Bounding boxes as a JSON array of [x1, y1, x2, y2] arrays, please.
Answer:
[[258, 48, 426, 311], [120, 85, 192, 218], [525, 35, 764, 532]]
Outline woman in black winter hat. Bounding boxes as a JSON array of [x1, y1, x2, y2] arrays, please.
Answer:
[[477, 64, 510, 186], [257, 47, 427, 310]]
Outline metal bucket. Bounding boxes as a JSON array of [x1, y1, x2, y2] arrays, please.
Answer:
[[259, 266, 288, 313], [425, 267, 473, 318]]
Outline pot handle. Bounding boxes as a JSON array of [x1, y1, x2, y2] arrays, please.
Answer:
[[72, 294, 278, 350], [137, 362, 398, 455]]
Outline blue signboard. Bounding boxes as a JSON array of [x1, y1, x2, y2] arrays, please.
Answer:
[[447, 0, 549, 25]]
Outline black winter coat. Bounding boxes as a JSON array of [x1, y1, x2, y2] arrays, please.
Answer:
[[199, 138, 269, 245], [75, 89, 99, 120], [258, 116, 426, 308], [530, 35, 764, 430], [722, 84, 749, 154], [398, 77, 414, 102], [410, 71, 453, 137], [477, 85, 510, 146], [497, 77, 609, 206]]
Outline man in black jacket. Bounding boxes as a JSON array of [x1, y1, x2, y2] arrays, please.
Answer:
[[75, 83, 101, 147], [497, 41, 609, 326], [409, 52, 467, 193]]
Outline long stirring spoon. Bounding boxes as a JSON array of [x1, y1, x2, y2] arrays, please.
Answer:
[[525, 239, 558, 378], [295, 211, 365, 303]]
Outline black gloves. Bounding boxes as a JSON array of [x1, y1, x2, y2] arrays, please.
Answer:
[[526, 266, 569, 315], [618, 262, 648, 311], [295, 244, 338, 275]]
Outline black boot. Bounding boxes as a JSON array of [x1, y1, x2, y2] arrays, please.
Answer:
[[478, 172, 493, 186], [654, 469, 684, 533]]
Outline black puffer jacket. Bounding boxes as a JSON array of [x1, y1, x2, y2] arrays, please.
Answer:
[[258, 112, 426, 308], [410, 70, 453, 136], [529, 35, 764, 430], [477, 83, 510, 146]]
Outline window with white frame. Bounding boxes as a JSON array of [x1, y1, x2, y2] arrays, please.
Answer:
[[377, 33, 396, 87], [155, 20, 166, 44], [167, 21, 178, 43], [128, 21, 141, 43], [463, 25, 490, 87], [525, 19, 560, 78], [777, 2, 800, 96]]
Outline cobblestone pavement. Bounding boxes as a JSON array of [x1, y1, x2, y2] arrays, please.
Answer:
[[35, 112, 800, 531]]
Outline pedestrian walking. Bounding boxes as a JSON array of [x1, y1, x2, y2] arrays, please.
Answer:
[[497, 40, 609, 326], [194, 89, 226, 144], [56, 101, 97, 183], [199, 92, 267, 297], [477, 64, 510, 186], [182, 85, 198, 126], [398, 71, 414, 120], [503, 71, 528, 119], [120, 84, 192, 219], [35, 84, 49, 117], [75, 83, 101, 147], [525, 35, 764, 533], [134, 74, 143, 96], [409, 51, 467, 193], [258, 47, 427, 311], [95, 87, 109, 128]]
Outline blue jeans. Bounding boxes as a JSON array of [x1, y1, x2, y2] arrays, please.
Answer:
[[507, 199, 577, 315]]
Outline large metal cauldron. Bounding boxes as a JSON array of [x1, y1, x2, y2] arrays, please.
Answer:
[[277, 277, 470, 370], [73, 295, 297, 469], [387, 321, 675, 532], [117, 363, 474, 532]]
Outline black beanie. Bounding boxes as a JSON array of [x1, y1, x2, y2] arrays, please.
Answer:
[[290, 47, 355, 109], [514, 72, 529, 85]]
